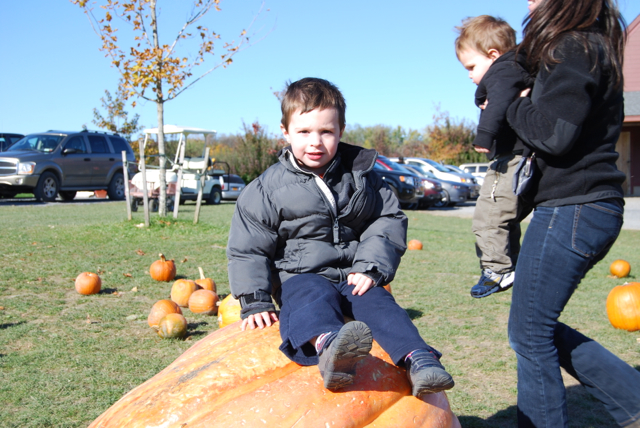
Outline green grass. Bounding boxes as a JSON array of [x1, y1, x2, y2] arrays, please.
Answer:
[[1, 201, 638, 427]]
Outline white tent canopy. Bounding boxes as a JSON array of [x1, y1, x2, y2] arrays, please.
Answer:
[[143, 125, 217, 136]]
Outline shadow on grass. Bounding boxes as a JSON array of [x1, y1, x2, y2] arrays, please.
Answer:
[[0, 321, 26, 330], [186, 321, 210, 338], [457, 384, 620, 428], [405, 308, 423, 320]]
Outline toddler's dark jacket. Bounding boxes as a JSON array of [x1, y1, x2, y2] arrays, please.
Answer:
[[227, 143, 408, 318], [474, 50, 534, 160], [506, 33, 626, 207]]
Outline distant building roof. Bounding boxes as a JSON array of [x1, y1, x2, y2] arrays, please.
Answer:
[[624, 14, 640, 93]]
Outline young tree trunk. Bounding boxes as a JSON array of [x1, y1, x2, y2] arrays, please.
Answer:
[[150, 0, 167, 217], [156, 101, 167, 217]]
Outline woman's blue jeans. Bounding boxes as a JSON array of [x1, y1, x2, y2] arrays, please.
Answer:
[[508, 201, 640, 427]]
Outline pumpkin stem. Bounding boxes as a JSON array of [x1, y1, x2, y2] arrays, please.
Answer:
[[159, 253, 166, 262], [198, 267, 205, 280]]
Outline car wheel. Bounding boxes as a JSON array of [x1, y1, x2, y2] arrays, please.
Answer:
[[207, 187, 222, 205], [34, 171, 59, 202], [59, 191, 77, 201], [107, 172, 125, 200], [434, 190, 450, 208]]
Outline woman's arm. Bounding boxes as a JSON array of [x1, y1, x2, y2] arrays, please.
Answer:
[[507, 36, 599, 156]]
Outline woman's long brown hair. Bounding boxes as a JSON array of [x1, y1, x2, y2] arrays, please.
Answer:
[[519, 0, 626, 86]]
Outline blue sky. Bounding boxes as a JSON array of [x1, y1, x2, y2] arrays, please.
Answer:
[[2, 1, 639, 138]]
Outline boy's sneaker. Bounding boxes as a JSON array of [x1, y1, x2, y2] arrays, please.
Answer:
[[406, 349, 455, 397], [317, 321, 373, 390], [470, 268, 515, 298]]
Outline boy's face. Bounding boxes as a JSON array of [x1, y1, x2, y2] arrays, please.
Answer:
[[281, 107, 343, 172], [458, 48, 500, 85]]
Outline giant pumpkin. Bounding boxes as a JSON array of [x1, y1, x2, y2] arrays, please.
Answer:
[[88, 322, 459, 428]]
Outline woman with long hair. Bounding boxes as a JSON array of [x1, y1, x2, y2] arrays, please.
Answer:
[[506, 0, 640, 426]]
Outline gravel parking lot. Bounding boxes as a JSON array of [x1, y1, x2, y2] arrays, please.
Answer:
[[426, 197, 640, 231]]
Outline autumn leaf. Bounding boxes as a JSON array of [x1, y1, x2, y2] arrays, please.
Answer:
[[123, 273, 133, 278], [135, 249, 145, 256]]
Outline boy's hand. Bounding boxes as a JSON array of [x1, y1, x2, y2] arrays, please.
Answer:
[[241, 311, 278, 331], [474, 147, 490, 154], [520, 88, 531, 98], [348, 273, 374, 296]]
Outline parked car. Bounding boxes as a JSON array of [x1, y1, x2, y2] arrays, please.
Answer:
[[0, 133, 25, 152], [442, 164, 484, 190], [220, 174, 246, 200], [376, 157, 440, 209], [373, 155, 423, 207], [403, 165, 471, 208], [0, 130, 136, 201], [392, 157, 480, 199], [458, 162, 490, 186]]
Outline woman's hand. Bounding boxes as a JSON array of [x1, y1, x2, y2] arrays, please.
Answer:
[[474, 146, 490, 154], [241, 311, 279, 331], [348, 273, 374, 296]]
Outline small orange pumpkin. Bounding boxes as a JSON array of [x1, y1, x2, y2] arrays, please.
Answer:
[[610, 259, 631, 278], [171, 279, 199, 307], [606, 282, 640, 332], [155, 313, 188, 339], [150, 254, 176, 282], [189, 289, 219, 315], [217, 294, 242, 328], [195, 267, 216, 293], [408, 239, 423, 250], [75, 272, 102, 295], [148, 299, 183, 328]]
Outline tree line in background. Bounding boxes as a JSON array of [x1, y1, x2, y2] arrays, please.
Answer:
[[93, 91, 485, 185]]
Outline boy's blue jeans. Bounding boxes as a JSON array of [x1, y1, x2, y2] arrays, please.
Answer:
[[278, 273, 438, 366], [508, 201, 640, 427]]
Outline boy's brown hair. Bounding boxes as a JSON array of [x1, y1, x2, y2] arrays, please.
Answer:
[[455, 15, 517, 59], [281, 77, 346, 132]]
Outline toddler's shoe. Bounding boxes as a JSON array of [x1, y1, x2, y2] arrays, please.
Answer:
[[406, 349, 455, 397], [470, 268, 515, 298], [318, 321, 373, 390]]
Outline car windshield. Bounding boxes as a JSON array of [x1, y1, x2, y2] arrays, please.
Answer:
[[8, 135, 64, 153], [378, 156, 415, 174], [423, 158, 451, 173]]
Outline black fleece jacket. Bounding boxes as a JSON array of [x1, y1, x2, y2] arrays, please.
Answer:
[[506, 32, 626, 207], [474, 50, 534, 160]]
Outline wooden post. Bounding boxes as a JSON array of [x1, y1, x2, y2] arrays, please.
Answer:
[[122, 150, 132, 221], [173, 136, 186, 219], [138, 139, 150, 228], [193, 147, 210, 225]]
